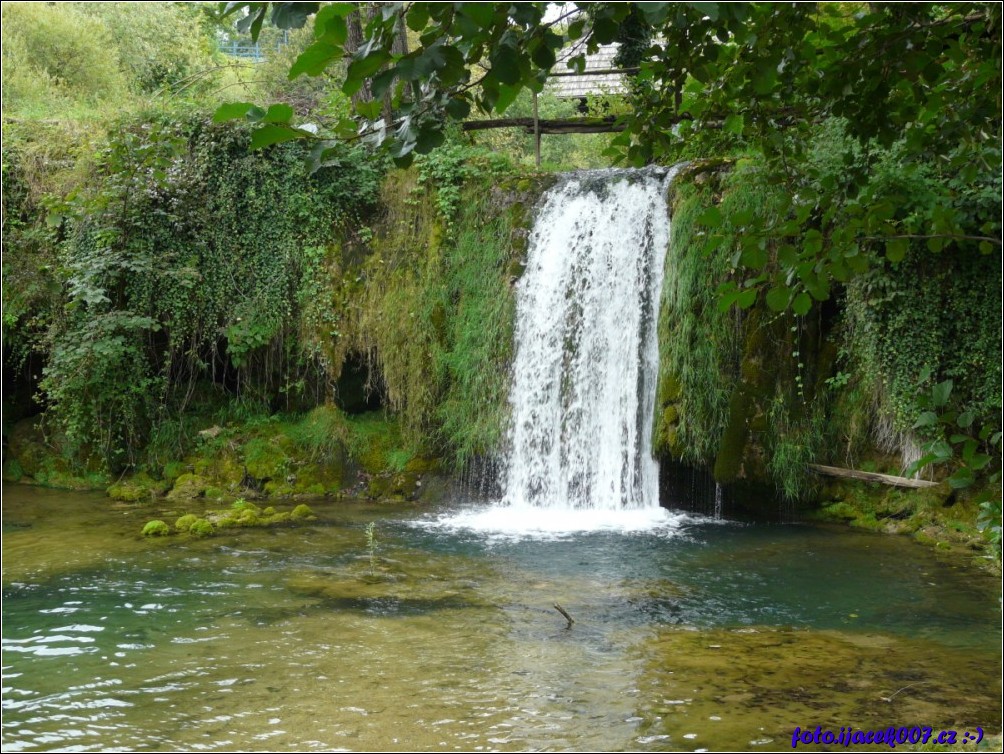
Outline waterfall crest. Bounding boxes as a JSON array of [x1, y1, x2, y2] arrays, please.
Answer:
[[500, 168, 675, 512]]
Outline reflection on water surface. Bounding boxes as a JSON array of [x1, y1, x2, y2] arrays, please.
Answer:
[[2, 486, 1000, 751]]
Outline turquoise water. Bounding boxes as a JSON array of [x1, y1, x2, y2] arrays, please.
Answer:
[[2, 485, 1000, 751]]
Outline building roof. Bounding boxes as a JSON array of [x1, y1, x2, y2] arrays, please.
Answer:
[[547, 44, 629, 99]]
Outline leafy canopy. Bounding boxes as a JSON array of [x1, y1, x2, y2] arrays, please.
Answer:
[[216, 2, 1000, 311]]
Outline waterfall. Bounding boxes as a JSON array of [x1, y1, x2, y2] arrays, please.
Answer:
[[500, 168, 675, 512]]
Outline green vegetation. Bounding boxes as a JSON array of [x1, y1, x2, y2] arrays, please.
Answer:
[[2, 3, 999, 557], [141, 519, 170, 537]]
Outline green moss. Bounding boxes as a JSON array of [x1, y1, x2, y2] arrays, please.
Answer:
[[268, 511, 292, 524], [231, 498, 262, 515], [243, 436, 291, 481], [713, 384, 754, 483], [818, 502, 858, 521], [264, 480, 293, 497], [142, 520, 170, 537], [108, 472, 167, 502], [4, 458, 25, 482], [212, 514, 240, 529], [167, 473, 208, 500], [291, 503, 315, 521], [175, 514, 199, 532], [263, 506, 277, 516], [162, 461, 186, 484], [203, 486, 224, 500], [657, 373, 683, 406], [236, 509, 261, 527], [189, 518, 214, 537], [850, 513, 882, 531]]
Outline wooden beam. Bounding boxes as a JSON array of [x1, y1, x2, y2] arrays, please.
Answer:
[[462, 116, 625, 134], [808, 464, 939, 489]]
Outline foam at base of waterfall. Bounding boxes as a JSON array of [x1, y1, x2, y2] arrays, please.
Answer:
[[415, 503, 695, 542]]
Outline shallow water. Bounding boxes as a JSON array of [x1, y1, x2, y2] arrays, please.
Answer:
[[2, 485, 1000, 751]]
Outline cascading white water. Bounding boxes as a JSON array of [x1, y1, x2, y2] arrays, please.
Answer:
[[500, 167, 675, 512]]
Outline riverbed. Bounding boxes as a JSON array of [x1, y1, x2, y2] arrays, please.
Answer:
[[2, 485, 1000, 751]]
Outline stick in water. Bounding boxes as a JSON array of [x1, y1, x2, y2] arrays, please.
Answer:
[[553, 603, 574, 628]]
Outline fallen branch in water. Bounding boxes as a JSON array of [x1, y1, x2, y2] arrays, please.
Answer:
[[553, 603, 575, 629]]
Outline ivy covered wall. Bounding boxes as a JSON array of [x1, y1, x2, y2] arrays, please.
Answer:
[[2, 115, 540, 497]]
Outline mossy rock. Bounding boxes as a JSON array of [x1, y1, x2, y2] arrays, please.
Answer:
[[243, 436, 292, 482], [268, 511, 292, 524], [108, 472, 167, 502], [849, 513, 883, 531], [231, 499, 262, 515], [404, 455, 441, 475], [167, 473, 209, 500], [142, 520, 170, 537], [817, 502, 859, 521], [203, 486, 225, 500], [237, 509, 261, 527], [263, 480, 294, 497], [714, 384, 754, 484], [263, 506, 277, 516], [209, 513, 240, 529], [175, 514, 199, 532], [657, 373, 682, 406], [291, 504, 316, 521], [189, 518, 214, 538]]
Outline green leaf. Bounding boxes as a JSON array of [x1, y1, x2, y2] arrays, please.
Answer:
[[736, 288, 757, 309], [885, 237, 909, 262], [445, 97, 471, 119], [948, 467, 975, 489], [262, 104, 294, 124], [250, 125, 304, 150], [592, 16, 618, 44], [415, 125, 445, 154], [459, 3, 494, 28], [495, 83, 522, 114], [792, 292, 812, 316], [697, 206, 722, 227], [766, 285, 791, 312], [406, 4, 430, 32], [931, 379, 953, 408], [913, 411, 939, 429], [957, 410, 975, 429], [724, 113, 743, 135], [739, 239, 768, 270], [716, 288, 741, 313], [531, 41, 557, 70], [567, 18, 586, 40], [346, 50, 392, 85], [370, 68, 398, 99], [271, 2, 319, 30], [355, 99, 383, 120], [213, 102, 256, 122], [491, 46, 521, 86], [752, 63, 776, 94], [804, 229, 823, 255], [289, 41, 341, 79]]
